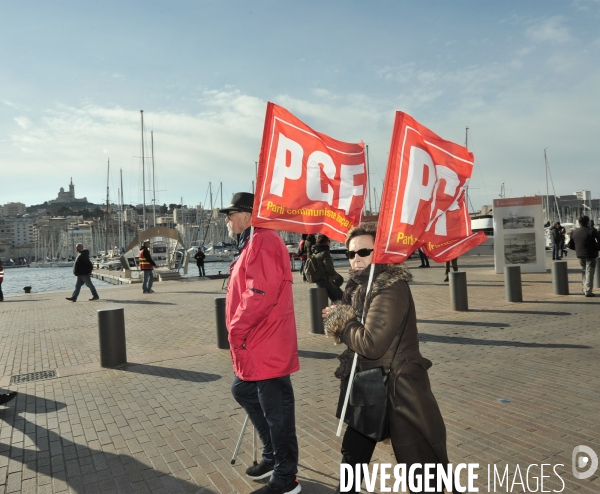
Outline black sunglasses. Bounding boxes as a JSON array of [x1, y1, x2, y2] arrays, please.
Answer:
[[345, 248, 374, 260]]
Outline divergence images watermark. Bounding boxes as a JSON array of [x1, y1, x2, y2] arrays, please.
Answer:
[[339, 445, 598, 493]]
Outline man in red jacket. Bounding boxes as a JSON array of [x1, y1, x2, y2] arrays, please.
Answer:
[[220, 192, 301, 494]]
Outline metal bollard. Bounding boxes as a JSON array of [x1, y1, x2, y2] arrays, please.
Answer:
[[215, 297, 230, 349], [504, 266, 523, 302], [98, 308, 127, 368], [552, 260, 569, 295], [309, 287, 329, 334], [449, 271, 468, 311], [594, 263, 600, 289]]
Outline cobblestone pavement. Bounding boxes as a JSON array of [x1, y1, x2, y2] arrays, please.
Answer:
[[0, 254, 598, 493]]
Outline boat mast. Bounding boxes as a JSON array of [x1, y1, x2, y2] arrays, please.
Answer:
[[151, 130, 156, 227], [365, 144, 372, 214], [220, 182, 224, 242], [141, 110, 147, 231], [544, 148, 550, 223], [105, 158, 110, 256], [465, 127, 471, 214], [120, 168, 125, 250], [209, 182, 213, 244]]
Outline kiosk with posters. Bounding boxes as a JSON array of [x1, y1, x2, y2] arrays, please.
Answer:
[[493, 196, 547, 274]]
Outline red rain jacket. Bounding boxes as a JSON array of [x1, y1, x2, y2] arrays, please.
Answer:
[[226, 228, 300, 381]]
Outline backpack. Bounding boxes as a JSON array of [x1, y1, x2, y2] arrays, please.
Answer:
[[304, 256, 324, 283], [296, 240, 305, 257]]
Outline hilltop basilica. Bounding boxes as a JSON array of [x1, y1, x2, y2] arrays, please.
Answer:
[[48, 178, 88, 205]]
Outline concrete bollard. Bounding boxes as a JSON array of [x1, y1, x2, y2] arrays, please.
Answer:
[[449, 271, 468, 311], [309, 287, 329, 334], [504, 266, 523, 302], [552, 260, 569, 295], [98, 308, 127, 368], [215, 297, 230, 349], [594, 263, 600, 289]]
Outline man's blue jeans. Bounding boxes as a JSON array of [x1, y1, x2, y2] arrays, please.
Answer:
[[71, 275, 98, 300], [142, 270, 154, 292], [552, 243, 562, 260]]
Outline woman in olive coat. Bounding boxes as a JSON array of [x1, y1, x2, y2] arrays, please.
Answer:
[[323, 224, 450, 493]]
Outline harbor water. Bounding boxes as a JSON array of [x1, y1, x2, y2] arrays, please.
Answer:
[[1, 260, 349, 298], [1, 262, 233, 298], [0, 267, 113, 297]]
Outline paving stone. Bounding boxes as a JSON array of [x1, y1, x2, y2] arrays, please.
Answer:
[[0, 256, 598, 493]]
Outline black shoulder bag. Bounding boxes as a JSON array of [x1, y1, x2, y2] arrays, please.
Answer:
[[335, 301, 409, 442]]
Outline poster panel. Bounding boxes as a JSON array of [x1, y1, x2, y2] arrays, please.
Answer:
[[493, 196, 546, 273]]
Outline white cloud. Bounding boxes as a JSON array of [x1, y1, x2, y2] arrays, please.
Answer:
[[526, 16, 574, 45], [1, 91, 269, 205], [14, 116, 31, 129]]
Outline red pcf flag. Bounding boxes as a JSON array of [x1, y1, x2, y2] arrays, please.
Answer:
[[252, 103, 367, 242], [373, 112, 486, 264]]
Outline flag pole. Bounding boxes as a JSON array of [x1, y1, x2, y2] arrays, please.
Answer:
[[336, 262, 376, 437]]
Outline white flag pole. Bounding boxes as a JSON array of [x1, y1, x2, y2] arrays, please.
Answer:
[[336, 262, 376, 437]]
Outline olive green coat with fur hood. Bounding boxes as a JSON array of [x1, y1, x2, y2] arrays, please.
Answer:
[[324, 263, 450, 468]]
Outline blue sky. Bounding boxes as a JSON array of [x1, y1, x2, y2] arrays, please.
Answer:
[[1, 0, 599, 211]]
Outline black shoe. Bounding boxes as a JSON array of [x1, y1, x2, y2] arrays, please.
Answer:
[[0, 392, 17, 406], [66, 297, 76, 302], [585, 292, 596, 297], [418, 264, 426, 268], [443, 277, 449, 282], [252, 479, 301, 494], [246, 460, 275, 480], [89, 297, 100, 301]]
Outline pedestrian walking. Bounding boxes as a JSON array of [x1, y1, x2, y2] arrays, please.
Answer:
[[550, 222, 564, 260], [139, 240, 157, 293], [323, 224, 452, 494], [570, 215, 600, 297], [309, 234, 344, 302], [194, 248, 206, 277], [0, 260, 4, 302], [219, 192, 301, 494], [304, 234, 316, 261], [443, 257, 458, 282], [65, 244, 99, 302], [297, 234, 308, 282], [418, 247, 430, 267]]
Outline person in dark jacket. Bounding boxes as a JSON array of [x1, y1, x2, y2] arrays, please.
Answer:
[[323, 224, 452, 494], [298, 234, 308, 282], [312, 234, 343, 302], [418, 247, 430, 267], [0, 260, 4, 302], [139, 240, 157, 293], [550, 222, 563, 260], [570, 215, 600, 297], [194, 248, 206, 277], [304, 234, 316, 261], [66, 244, 99, 302]]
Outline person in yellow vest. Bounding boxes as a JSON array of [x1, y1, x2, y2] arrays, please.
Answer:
[[139, 240, 157, 293]]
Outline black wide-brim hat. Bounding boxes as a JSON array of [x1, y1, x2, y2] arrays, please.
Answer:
[[219, 192, 255, 214]]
